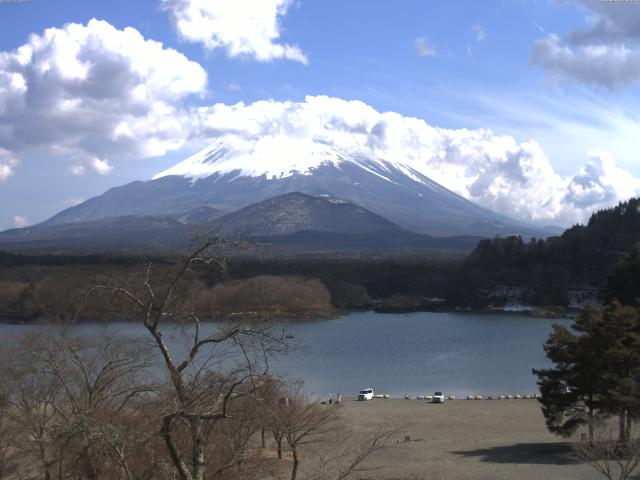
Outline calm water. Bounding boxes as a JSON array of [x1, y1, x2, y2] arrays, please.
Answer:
[[0, 311, 568, 398]]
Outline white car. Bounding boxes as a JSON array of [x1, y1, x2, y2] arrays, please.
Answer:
[[357, 388, 374, 401], [432, 391, 446, 403]]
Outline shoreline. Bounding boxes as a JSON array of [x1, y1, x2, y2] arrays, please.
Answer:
[[0, 305, 578, 325]]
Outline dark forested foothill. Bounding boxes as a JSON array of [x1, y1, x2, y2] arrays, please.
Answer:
[[448, 198, 640, 310]]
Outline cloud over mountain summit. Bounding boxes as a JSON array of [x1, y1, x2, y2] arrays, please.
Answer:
[[182, 96, 640, 226]]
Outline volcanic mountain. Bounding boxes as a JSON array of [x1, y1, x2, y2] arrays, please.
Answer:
[[42, 137, 542, 238]]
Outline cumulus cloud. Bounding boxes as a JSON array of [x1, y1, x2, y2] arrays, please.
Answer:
[[0, 19, 207, 177], [89, 157, 113, 175], [531, 0, 640, 89], [69, 164, 86, 176], [0, 148, 17, 181], [161, 0, 308, 64], [415, 37, 437, 57], [185, 95, 640, 226], [13, 215, 29, 227], [565, 149, 640, 209]]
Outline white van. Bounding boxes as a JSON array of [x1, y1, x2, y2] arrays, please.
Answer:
[[432, 391, 445, 403], [357, 388, 374, 401]]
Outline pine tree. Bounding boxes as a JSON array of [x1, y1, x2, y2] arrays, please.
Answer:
[[534, 303, 640, 442], [534, 306, 614, 440]]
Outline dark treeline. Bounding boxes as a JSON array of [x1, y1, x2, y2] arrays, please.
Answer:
[[201, 256, 459, 306], [449, 198, 640, 308], [0, 249, 461, 321], [0, 250, 168, 267]]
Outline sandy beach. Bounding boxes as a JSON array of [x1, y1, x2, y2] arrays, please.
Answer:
[[331, 397, 604, 480]]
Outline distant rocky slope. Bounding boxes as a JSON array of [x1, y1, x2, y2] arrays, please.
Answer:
[[209, 192, 402, 237]]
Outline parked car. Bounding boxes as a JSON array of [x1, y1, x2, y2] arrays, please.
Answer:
[[432, 391, 445, 403], [357, 388, 374, 401]]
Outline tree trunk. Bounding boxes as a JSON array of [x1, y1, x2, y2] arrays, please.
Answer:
[[80, 447, 99, 480], [261, 427, 266, 449], [290, 445, 299, 480], [618, 409, 632, 445], [273, 432, 283, 459], [191, 419, 205, 480], [162, 416, 192, 480], [588, 395, 594, 442]]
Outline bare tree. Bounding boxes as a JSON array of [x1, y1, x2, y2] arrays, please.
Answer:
[[84, 240, 289, 480], [574, 418, 640, 480], [278, 388, 338, 480], [311, 427, 404, 480], [0, 330, 157, 480], [0, 392, 18, 479]]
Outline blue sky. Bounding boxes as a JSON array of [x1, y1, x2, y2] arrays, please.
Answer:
[[0, 0, 639, 229]]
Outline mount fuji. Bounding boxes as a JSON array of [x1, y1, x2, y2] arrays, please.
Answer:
[[39, 136, 544, 239]]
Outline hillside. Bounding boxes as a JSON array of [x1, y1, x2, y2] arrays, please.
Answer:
[[448, 198, 640, 308], [210, 192, 402, 237]]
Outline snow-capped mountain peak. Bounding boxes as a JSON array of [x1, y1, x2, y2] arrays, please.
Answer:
[[154, 136, 350, 180], [152, 135, 422, 185]]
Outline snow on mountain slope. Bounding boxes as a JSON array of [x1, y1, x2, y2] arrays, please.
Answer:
[[153, 136, 437, 187]]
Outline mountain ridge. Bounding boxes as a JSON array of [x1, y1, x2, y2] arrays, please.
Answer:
[[0, 192, 482, 254]]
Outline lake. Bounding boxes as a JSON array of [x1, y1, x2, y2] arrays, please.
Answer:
[[0, 311, 568, 398]]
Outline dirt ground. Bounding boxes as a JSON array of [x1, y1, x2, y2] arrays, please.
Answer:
[[330, 397, 606, 480]]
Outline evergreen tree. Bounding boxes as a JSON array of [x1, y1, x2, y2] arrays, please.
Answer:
[[533, 306, 609, 440], [607, 244, 640, 306], [598, 302, 640, 443], [534, 303, 640, 442]]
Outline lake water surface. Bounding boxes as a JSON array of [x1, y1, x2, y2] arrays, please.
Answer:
[[0, 311, 569, 398]]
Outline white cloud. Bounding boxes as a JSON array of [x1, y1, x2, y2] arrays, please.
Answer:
[[69, 164, 86, 176], [415, 37, 437, 57], [0, 148, 17, 181], [184, 95, 640, 226], [565, 149, 640, 209], [531, 1, 640, 89], [13, 215, 29, 227], [471, 24, 486, 42], [89, 157, 113, 175], [0, 19, 207, 177], [161, 0, 308, 64]]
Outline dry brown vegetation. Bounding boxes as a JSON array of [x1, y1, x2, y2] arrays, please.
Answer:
[[0, 267, 337, 322], [0, 241, 398, 480], [202, 275, 333, 319]]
